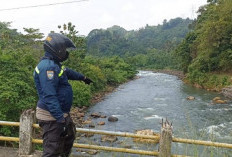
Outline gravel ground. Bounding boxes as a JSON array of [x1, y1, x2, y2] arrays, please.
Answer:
[[0, 147, 42, 157]]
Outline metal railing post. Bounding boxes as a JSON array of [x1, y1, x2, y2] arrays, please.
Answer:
[[158, 119, 173, 157], [19, 109, 36, 156]]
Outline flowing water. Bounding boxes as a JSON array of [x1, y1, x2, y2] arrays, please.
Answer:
[[75, 71, 232, 157]]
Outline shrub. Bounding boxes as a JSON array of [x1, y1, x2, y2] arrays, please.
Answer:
[[70, 81, 91, 107]]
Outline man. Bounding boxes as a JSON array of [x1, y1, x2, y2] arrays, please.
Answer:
[[34, 33, 92, 157]]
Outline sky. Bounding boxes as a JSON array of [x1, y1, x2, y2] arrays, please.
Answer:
[[0, 0, 207, 36]]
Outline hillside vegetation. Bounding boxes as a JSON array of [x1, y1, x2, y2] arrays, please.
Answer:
[[175, 0, 232, 90], [87, 17, 192, 69]]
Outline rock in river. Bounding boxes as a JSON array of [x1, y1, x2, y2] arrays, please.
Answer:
[[212, 97, 227, 104], [108, 116, 118, 122], [100, 115, 107, 118], [87, 150, 98, 155], [88, 123, 95, 128], [213, 97, 221, 101], [82, 120, 92, 124], [97, 121, 105, 125], [90, 112, 101, 118], [101, 135, 118, 142], [186, 96, 195, 100]]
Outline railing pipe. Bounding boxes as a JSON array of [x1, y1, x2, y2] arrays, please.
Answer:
[[33, 124, 40, 129], [73, 143, 159, 156], [32, 139, 43, 144], [32, 138, 189, 157], [0, 136, 19, 142], [0, 121, 20, 127], [173, 137, 232, 149], [32, 138, 160, 156], [76, 128, 160, 140]]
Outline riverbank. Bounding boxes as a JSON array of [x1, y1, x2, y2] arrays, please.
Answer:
[[185, 72, 232, 95], [152, 69, 185, 80], [90, 86, 116, 105], [70, 75, 139, 127], [91, 69, 232, 99], [152, 69, 232, 99], [70, 86, 118, 127]]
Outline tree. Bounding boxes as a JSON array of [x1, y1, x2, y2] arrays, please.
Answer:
[[58, 22, 86, 69]]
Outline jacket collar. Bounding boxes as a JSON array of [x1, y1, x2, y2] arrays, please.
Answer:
[[42, 52, 61, 65]]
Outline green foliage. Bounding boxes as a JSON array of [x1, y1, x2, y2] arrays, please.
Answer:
[[0, 22, 136, 136], [219, 49, 232, 71], [70, 81, 91, 107], [174, 0, 232, 88], [175, 32, 197, 73], [126, 49, 178, 70], [80, 63, 107, 92], [187, 70, 208, 85], [86, 18, 192, 70], [0, 23, 41, 136], [187, 70, 231, 90], [23, 28, 44, 41], [99, 56, 136, 85], [87, 18, 192, 57]]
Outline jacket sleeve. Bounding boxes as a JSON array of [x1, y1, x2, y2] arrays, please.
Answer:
[[39, 66, 64, 122], [65, 68, 85, 81]]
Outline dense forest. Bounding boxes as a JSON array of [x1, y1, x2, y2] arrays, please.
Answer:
[[87, 18, 192, 56], [87, 17, 193, 69], [175, 0, 232, 90]]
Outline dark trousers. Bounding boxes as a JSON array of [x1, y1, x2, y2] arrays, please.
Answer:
[[38, 116, 76, 157]]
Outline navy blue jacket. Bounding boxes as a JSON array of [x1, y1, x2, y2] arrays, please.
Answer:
[[34, 52, 84, 122]]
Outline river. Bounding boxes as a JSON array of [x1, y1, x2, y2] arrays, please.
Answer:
[[76, 71, 232, 157]]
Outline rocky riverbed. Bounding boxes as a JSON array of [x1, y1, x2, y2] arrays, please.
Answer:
[[70, 107, 119, 128]]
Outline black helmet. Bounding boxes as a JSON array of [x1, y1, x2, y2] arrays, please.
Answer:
[[44, 33, 76, 62]]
